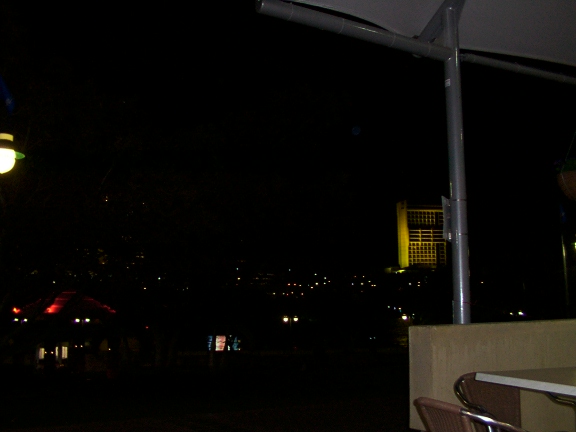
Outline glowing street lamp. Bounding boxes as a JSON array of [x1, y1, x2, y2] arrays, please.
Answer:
[[282, 315, 299, 331], [282, 315, 299, 349], [0, 133, 24, 174]]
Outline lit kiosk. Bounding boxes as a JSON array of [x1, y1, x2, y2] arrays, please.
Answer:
[[0, 133, 24, 174]]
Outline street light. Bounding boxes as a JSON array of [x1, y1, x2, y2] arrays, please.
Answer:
[[282, 315, 298, 325], [0, 133, 24, 174], [282, 315, 299, 349], [282, 315, 299, 332]]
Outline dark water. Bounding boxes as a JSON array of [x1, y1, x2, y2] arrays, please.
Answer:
[[0, 349, 410, 431]]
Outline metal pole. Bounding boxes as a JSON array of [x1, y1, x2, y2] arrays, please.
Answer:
[[461, 53, 576, 86], [443, 7, 470, 324], [255, 0, 452, 61]]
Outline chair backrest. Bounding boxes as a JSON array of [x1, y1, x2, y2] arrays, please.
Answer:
[[415, 397, 529, 432], [415, 397, 476, 432], [454, 372, 522, 427]]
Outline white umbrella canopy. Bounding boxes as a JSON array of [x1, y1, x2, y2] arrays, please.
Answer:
[[257, 0, 576, 323], [287, 0, 576, 68]]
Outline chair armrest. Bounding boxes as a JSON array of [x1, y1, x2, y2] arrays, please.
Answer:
[[461, 409, 529, 432], [547, 393, 576, 408], [454, 375, 490, 414]]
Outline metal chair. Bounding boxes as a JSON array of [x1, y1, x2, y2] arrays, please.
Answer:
[[454, 372, 522, 427], [415, 396, 528, 432]]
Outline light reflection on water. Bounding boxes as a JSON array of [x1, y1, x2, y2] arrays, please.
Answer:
[[391, 325, 409, 348]]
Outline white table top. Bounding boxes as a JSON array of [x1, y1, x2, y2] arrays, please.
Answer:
[[476, 367, 576, 397]]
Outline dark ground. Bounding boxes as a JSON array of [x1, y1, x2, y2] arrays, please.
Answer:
[[0, 349, 411, 432]]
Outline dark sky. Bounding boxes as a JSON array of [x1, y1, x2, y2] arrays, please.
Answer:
[[2, 1, 576, 280]]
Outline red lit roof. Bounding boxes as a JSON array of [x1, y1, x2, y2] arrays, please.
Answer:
[[14, 291, 116, 319], [44, 291, 75, 314]]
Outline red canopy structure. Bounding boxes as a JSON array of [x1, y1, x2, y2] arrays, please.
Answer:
[[257, 0, 576, 323]]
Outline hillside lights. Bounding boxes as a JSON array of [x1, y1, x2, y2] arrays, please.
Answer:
[[0, 133, 24, 174]]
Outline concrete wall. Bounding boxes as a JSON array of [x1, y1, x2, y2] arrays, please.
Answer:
[[409, 319, 576, 431]]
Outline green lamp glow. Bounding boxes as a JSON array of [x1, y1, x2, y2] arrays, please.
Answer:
[[0, 133, 24, 174]]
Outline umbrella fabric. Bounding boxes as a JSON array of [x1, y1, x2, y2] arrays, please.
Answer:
[[289, 0, 576, 68]]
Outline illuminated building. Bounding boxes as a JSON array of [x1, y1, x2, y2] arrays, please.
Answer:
[[397, 200, 446, 268]]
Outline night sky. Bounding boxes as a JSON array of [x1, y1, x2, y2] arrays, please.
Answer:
[[1, 1, 576, 298]]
